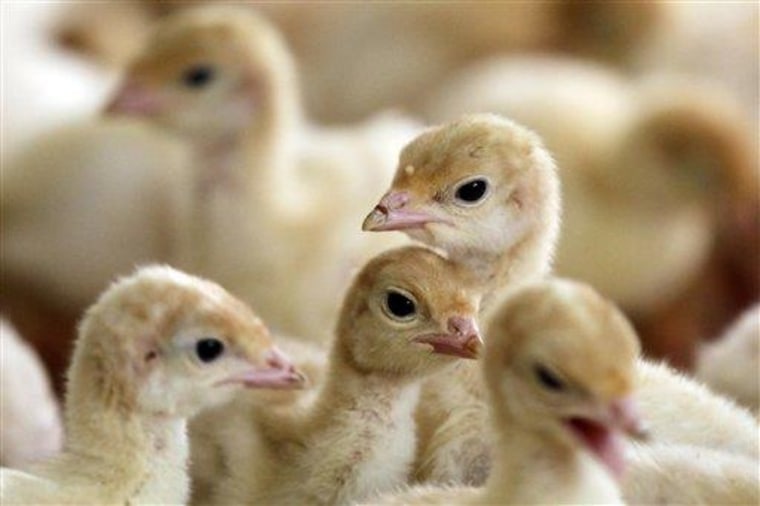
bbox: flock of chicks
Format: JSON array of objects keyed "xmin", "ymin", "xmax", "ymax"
[{"xmin": 1, "ymin": 4, "xmax": 759, "ymax": 506}]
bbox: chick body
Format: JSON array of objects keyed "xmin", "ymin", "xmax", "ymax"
[{"xmin": 0, "ymin": 266, "xmax": 300, "ymax": 505}]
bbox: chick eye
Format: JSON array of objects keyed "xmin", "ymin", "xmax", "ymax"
[
  {"xmin": 534, "ymin": 364, "xmax": 565, "ymax": 391},
  {"xmin": 454, "ymin": 178, "xmax": 489, "ymax": 204},
  {"xmin": 195, "ymin": 338, "xmax": 225, "ymax": 363},
  {"xmin": 384, "ymin": 290, "xmax": 417, "ymax": 320},
  {"xmin": 181, "ymin": 64, "xmax": 216, "ymax": 89}
]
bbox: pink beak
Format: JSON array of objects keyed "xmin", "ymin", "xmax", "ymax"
[
  {"xmin": 362, "ymin": 191, "xmax": 447, "ymax": 232},
  {"xmin": 104, "ymin": 80, "xmax": 163, "ymax": 116},
  {"xmin": 413, "ymin": 316, "xmax": 483, "ymax": 359},
  {"xmin": 566, "ymin": 395, "xmax": 647, "ymax": 481},
  {"xmin": 218, "ymin": 347, "xmax": 306, "ymax": 390},
  {"xmin": 609, "ymin": 395, "xmax": 648, "ymax": 440}
]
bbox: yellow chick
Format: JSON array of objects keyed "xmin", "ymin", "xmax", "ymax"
[
  {"xmin": 363, "ymin": 114, "xmax": 759, "ymax": 492},
  {"xmin": 368, "ymin": 279, "xmax": 646, "ymax": 505},
  {"xmin": 0, "ymin": 265, "xmax": 304, "ymax": 505},
  {"xmin": 211, "ymin": 246, "xmax": 483, "ymax": 506},
  {"xmin": 363, "ymin": 113, "xmax": 560, "ymax": 298},
  {"xmin": 0, "ymin": 318, "xmax": 62, "ymax": 468},
  {"xmin": 106, "ymin": 5, "xmax": 416, "ymax": 344},
  {"xmin": 363, "ymin": 113, "xmax": 561, "ymax": 485}
]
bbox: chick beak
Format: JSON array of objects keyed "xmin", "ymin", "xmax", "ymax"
[
  {"xmin": 609, "ymin": 395, "xmax": 649, "ymax": 441},
  {"xmin": 413, "ymin": 316, "xmax": 483, "ymax": 359},
  {"xmin": 362, "ymin": 191, "xmax": 443, "ymax": 232},
  {"xmin": 104, "ymin": 80, "xmax": 163, "ymax": 116},
  {"xmin": 220, "ymin": 346, "xmax": 307, "ymax": 390},
  {"xmin": 566, "ymin": 395, "xmax": 647, "ymax": 481}
]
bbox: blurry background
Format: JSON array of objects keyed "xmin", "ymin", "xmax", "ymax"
[{"xmin": 1, "ymin": 1, "xmax": 757, "ymax": 402}]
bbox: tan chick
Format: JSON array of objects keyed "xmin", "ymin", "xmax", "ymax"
[
  {"xmin": 106, "ymin": 5, "xmax": 417, "ymax": 344},
  {"xmin": 363, "ymin": 115, "xmax": 760, "ymax": 495},
  {"xmin": 0, "ymin": 318, "xmax": 63, "ymax": 469},
  {"xmin": 210, "ymin": 246, "xmax": 483, "ymax": 505},
  {"xmin": 363, "ymin": 113, "xmax": 560, "ymax": 485},
  {"xmin": 0, "ymin": 265, "xmax": 304, "ymax": 505},
  {"xmin": 368, "ymin": 279, "xmax": 647, "ymax": 505}
]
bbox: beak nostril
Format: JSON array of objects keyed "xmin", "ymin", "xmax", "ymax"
[
  {"xmin": 448, "ymin": 316, "xmax": 475, "ymax": 337},
  {"xmin": 380, "ymin": 191, "xmax": 410, "ymax": 211},
  {"xmin": 264, "ymin": 347, "xmax": 293, "ymax": 371}
]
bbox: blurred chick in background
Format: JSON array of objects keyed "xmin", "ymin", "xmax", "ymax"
[
  {"xmin": 1, "ymin": 0, "xmax": 756, "ymax": 403},
  {"xmin": 106, "ymin": 6, "xmax": 416, "ymax": 344},
  {"xmin": 1, "ymin": 1, "xmax": 114, "ymax": 160},
  {"xmin": 0, "ymin": 319, "xmax": 62, "ymax": 469}
]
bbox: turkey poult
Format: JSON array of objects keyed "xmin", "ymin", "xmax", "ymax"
[
  {"xmin": 106, "ymin": 5, "xmax": 418, "ymax": 344},
  {"xmin": 0, "ymin": 266, "xmax": 304, "ymax": 505},
  {"xmin": 364, "ymin": 113, "xmax": 561, "ymax": 484},
  {"xmin": 209, "ymin": 246, "xmax": 483, "ymax": 506},
  {"xmin": 0, "ymin": 319, "xmax": 63, "ymax": 469},
  {"xmin": 368, "ymin": 279, "xmax": 646, "ymax": 505},
  {"xmin": 363, "ymin": 114, "xmax": 759, "ymax": 495}
]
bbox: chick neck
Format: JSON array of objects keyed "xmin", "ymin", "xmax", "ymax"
[
  {"xmin": 307, "ymin": 337, "xmax": 423, "ymax": 428},
  {"xmin": 190, "ymin": 73, "xmax": 300, "ymax": 208},
  {"xmin": 57, "ymin": 359, "xmax": 191, "ymax": 503},
  {"xmin": 479, "ymin": 406, "xmax": 621, "ymax": 504}
]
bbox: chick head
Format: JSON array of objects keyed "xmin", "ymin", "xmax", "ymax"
[
  {"xmin": 335, "ymin": 246, "xmax": 483, "ymax": 378},
  {"xmin": 106, "ymin": 6, "xmax": 296, "ymax": 145},
  {"xmin": 363, "ymin": 114, "xmax": 559, "ymax": 259},
  {"xmin": 484, "ymin": 278, "xmax": 646, "ymax": 479},
  {"xmin": 72, "ymin": 265, "xmax": 304, "ymax": 418}
]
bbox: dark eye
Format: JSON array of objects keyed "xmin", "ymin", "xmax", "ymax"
[
  {"xmin": 535, "ymin": 364, "xmax": 565, "ymax": 391},
  {"xmin": 385, "ymin": 290, "xmax": 416, "ymax": 320},
  {"xmin": 196, "ymin": 338, "xmax": 225, "ymax": 363},
  {"xmin": 455, "ymin": 178, "xmax": 489, "ymax": 204},
  {"xmin": 181, "ymin": 64, "xmax": 216, "ymax": 89}
]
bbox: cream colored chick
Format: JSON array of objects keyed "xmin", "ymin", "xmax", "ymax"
[
  {"xmin": 1, "ymin": 1, "xmax": 114, "ymax": 158},
  {"xmin": 423, "ymin": 56, "xmax": 756, "ymax": 320},
  {"xmin": 696, "ymin": 303, "xmax": 760, "ymax": 412},
  {"xmin": 211, "ymin": 246, "xmax": 483, "ymax": 506},
  {"xmin": 107, "ymin": 5, "xmax": 416, "ymax": 344},
  {"xmin": 363, "ymin": 113, "xmax": 561, "ymax": 484},
  {"xmin": 363, "ymin": 113, "xmax": 560, "ymax": 301},
  {"xmin": 0, "ymin": 265, "xmax": 304, "ymax": 505},
  {"xmin": 0, "ymin": 318, "xmax": 62, "ymax": 468},
  {"xmin": 368, "ymin": 278, "xmax": 646, "ymax": 505},
  {"xmin": 363, "ymin": 114, "xmax": 759, "ymax": 488}
]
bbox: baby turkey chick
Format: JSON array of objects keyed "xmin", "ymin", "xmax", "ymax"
[
  {"xmin": 363, "ymin": 113, "xmax": 560, "ymax": 300},
  {"xmin": 212, "ymin": 246, "xmax": 483, "ymax": 506},
  {"xmin": 363, "ymin": 115, "xmax": 759, "ymax": 492},
  {"xmin": 364, "ymin": 113, "xmax": 561, "ymax": 484},
  {"xmin": 0, "ymin": 265, "xmax": 303, "ymax": 505},
  {"xmin": 369, "ymin": 279, "xmax": 646, "ymax": 505},
  {"xmin": 106, "ymin": 5, "xmax": 415, "ymax": 344},
  {"xmin": 0, "ymin": 318, "xmax": 62, "ymax": 468}
]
